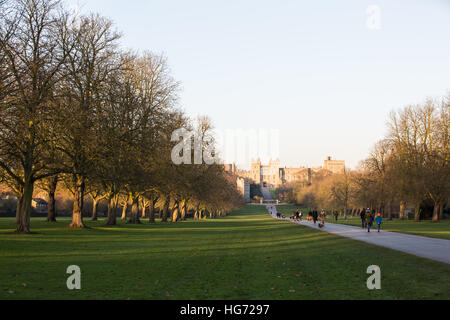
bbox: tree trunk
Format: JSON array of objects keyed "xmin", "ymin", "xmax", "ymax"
[
  {"xmin": 399, "ymin": 201, "xmax": 406, "ymax": 220},
  {"xmin": 91, "ymin": 199, "xmax": 99, "ymax": 221},
  {"xmin": 172, "ymin": 201, "xmax": 179, "ymax": 223},
  {"xmin": 14, "ymin": 185, "xmax": 24, "ymax": 225},
  {"xmin": 387, "ymin": 202, "xmax": 393, "ymax": 220},
  {"xmin": 194, "ymin": 205, "xmax": 199, "ymax": 220},
  {"xmin": 180, "ymin": 200, "xmax": 188, "ymax": 221},
  {"xmin": 141, "ymin": 201, "xmax": 147, "ymax": 219},
  {"xmin": 70, "ymin": 175, "xmax": 87, "ymax": 229},
  {"xmin": 121, "ymin": 200, "xmax": 128, "ymax": 220},
  {"xmin": 47, "ymin": 176, "xmax": 58, "ymax": 222},
  {"xmin": 16, "ymin": 179, "xmax": 34, "ymax": 233},
  {"xmin": 149, "ymin": 197, "xmax": 156, "ymax": 224},
  {"xmin": 432, "ymin": 202, "xmax": 440, "ymax": 223},
  {"xmin": 128, "ymin": 195, "xmax": 141, "ymax": 224},
  {"xmin": 106, "ymin": 195, "xmax": 117, "ymax": 226},
  {"xmin": 161, "ymin": 197, "xmax": 170, "ymax": 222},
  {"xmin": 414, "ymin": 201, "xmax": 421, "ymax": 222}
]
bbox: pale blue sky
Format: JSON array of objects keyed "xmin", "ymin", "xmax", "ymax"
[{"xmin": 67, "ymin": 0, "xmax": 450, "ymax": 169}]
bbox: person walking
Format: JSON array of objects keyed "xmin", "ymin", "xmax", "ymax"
[
  {"xmin": 334, "ymin": 211, "xmax": 339, "ymax": 222},
  {"xmin": 312, "ymin": 210, "xmax": 318, "ymax": 225},
  {"xmin": 366, "ymin": 210, "xmax": 374, "ymax": 233},
  {"xmin": 375, "ymin": 213, "xmax": 383, "ymax": 233},
  {"xmin": 360, "ymin": 209, "xmax": 367, "ymax": 229},
  {"xmin": 319, "ymin": 210, "xmax": 326, "ymax": 228}
]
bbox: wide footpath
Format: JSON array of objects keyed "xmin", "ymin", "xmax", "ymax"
[{"xmin": 267, "ymin": 205, "xmax": 450, "ymax": 265}]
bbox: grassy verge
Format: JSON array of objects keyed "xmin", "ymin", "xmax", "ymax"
[{"xmin": 0, "ymin": 205, "xmax": 449, "ymax": 300}]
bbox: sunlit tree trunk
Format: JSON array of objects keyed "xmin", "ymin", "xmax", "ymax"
[
  {"xmin": 121, "ymin": 198, "xmax": 128, "ymax": 220},
  {"xmin": 128, "ymin": 194, "xmax": 141, "ymax": 224},
  {"xmin": 70, "ymin": 175, "xmax": 87, "ymax": 229},
  {"xmin": 141, "ymin": 201, "xmax": 147, "ymax": 219},
  {"xmin": 91, "ymin": 199, "xmax": 99, "ymax": 221},
  {"xmin": 432, "ymin": 202, "xmax": 442, "ymax": 223},
  {"xmin": 194, "ymin": 204, "xmax": 200, "ymax": 220},
  {"xmin": 106, "ymin": 194, "xmax": 117, "ymax": 226},
  {"xmin": 180, "ymin": 200, "xmax": 188, "ymax": 221},
  {"xmin": 172, "ymin": 201, "xmax": 179, "ymax": 223}
]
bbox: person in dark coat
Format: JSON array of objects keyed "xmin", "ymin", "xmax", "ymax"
[
  {"xmin": 366, "ymin": 209, "xmax": 374, "ymax": 233},
  {"xmin": 312, "ymin": 210, "xmax": 318, "ymax": 224},
  {"xmin": 360, "ymin": 209, "xmax": 367, "ymax": 229},
  {"xmin": 334, "ymin": 211, "xmax": 339, "ymax": 221}
]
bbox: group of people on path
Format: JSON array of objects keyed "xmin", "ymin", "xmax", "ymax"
[
  {"xmin": 290, "ymin": 209, "xmax": 303, "ymax": 221},
  {"xmin": 360, "ymin": 208, "xmax": 383, "ymax": 233},
  {"xmin": 307, "ymin": 210, "xmax": 326, "ymax": 228},
  {"xmin": 271, "ymin": 205, "xmax": 383, "ymax": 233}
]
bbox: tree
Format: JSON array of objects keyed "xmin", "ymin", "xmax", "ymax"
[
  {"xmin": 55, "ymin": 13, "xmax": 121, "ymax": 228},
  {"xmin": 0, "ymin": 0, "xmax": 70, "ymax": 232},
  {"xmin": 38, "ymin": 175, "xmax": 59, "ymax": 222},
  {"xmin": 388, "ymin": 99, "xmax": 449, "ymax": 222}
]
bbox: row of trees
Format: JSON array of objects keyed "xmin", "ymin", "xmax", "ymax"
[
  {"xmin": 291, "ymin": 96, "xmax": 449, "ymax": 222},
  {"xmin": 0, "ymin": 0, "xmax": 243, "ymax": 233}
]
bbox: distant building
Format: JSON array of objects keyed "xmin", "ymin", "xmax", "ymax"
[
  {"xmin": 236, "ymin": 177, "xmax": 250, "ymax": 203},
  {"xmin": 32, "ymin": 198, "xmax": 48, "ymax": 213},
  {"xmin": 223, "ymin": 163, "xmax": 237, "ymax": 173},
  {"xmin": 225, "ymin": 156, "xmax": 345, "ymax": 188},
  {"xmin": 323, "ymin": 156, "xmax": 346, "ymax": 174},
  {"xmin": 0, "ymin": 192, "xmax": 18, "ymax": 201}
]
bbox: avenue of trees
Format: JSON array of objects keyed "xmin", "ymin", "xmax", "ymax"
[
  {"xmin": 0, "ymin": 0, "xmax": 243, "ymax": 233},
  {"xmin": 291, "ymin": 95, "xmax": 449, "ymax": 222}
]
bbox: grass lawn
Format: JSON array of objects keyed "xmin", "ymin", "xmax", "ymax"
[
  {"xmin": 0, "ymin": 205, "xmax": 449, "ymax": 300},
  {"xmin": 277, "ymin": 205, "xmax": 450, "ymax": 240}
]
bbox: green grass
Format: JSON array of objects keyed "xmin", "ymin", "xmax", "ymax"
[
  {"xmin": 0, "ymin": 205, "xmax": 449, "ymax": 300},
  {"xmin": 277, "ymin": 205, "xmax": 450, "ymax": 240}
]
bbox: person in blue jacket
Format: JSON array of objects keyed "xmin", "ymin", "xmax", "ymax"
[{"xmin": 375, "ymin": 213, "xmax": 383, "ymax": 233}]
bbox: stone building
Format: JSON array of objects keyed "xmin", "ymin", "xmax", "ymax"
[
  {"xmin": 236, "ymin": 177, "xmax": 251, "ymax": 203},
  {"xmin": 323, "ymin": 156, "xmax": 346, "ymax": 174},
  {"xmin": 225, "ymin": 156, "xmax": 345, "ymax": 189}
]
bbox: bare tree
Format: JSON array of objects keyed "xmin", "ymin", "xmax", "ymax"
[
  {"xmin": 0, "ymin": 0, "xmax": 70, "ymax": 232},
  {"xmin": 55, "ymin": 13, "xmax": 121, "ymax": 228}
]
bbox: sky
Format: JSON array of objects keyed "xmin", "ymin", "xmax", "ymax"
[{"xmin": 67, "ymin": 0, "xmax": 450, "ymax": 169}]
